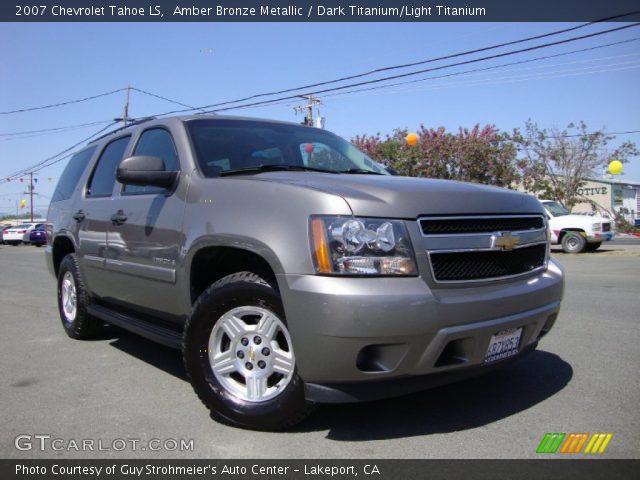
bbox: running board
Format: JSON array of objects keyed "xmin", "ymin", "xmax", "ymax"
[{"xmin": 87, "ymin": 304, "xmax": 183, "ymax": 349}]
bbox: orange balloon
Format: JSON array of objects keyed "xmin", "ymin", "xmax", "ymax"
[{"xmin": 406, "ymin": 132, "xmax": 418, "ymax": 146}]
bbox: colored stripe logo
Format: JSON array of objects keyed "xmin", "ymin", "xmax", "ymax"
[{"xmin": 537, "ymin": 433, "xmax": 613, "ymax": 454}]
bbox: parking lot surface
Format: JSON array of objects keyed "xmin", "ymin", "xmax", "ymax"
[{"xmin": 1, "ymin": 242, "xmax": 638, "ymax": 459}]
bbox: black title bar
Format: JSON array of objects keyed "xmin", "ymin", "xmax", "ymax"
[
  {"xmin": 3, "ymin": 459, "xmax": 640, "ymax": 480},
  {"xmin": 4, "ymin": 0, "xmax": 640, "ymax": 22}
]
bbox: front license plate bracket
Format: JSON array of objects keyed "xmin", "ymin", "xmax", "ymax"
[{"xmin": 484, "ymin": 327, "xmax": 523, "ymax": 364}]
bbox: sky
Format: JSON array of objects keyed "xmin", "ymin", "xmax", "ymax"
[{"xmin": 1, "ymin": 21, "xmax": 639, "ymax": 216}]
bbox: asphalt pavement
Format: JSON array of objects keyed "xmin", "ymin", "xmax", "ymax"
[{"xmin": 1, "ymin": 242, "xmax": 638, "ymax": 459}]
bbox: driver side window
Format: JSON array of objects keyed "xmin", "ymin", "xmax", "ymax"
[{"xmin": 123, "ymin": 128, "xmax": 179, "ymax": 194}]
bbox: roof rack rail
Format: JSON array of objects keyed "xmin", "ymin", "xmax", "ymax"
[{"xmin": 88, "ymin": 116, "xmax": 156, "ymax": 145}]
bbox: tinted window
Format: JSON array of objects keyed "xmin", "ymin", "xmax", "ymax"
[
  {"xmin": 186, "ymin": 119, "xmax": 387, "ymax": 176},
  {"xmin": 124, "ymin": 128, "xmax": 179, "ymax": 194},
  {"xmin": 51, "ymin": 146, "xmax": 97, "ymax": 202},
  {"xmin": 87, "ymin": 136, "xmax": 130, "ymax": 197}
]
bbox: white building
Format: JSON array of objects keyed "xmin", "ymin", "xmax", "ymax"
[{"xmin": 571, "ymin": 178, "xmax": 640, "ymax": 225}]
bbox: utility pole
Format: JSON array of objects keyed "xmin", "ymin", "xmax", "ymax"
[
  {"xmin": 123, "ymin": 85, "xmax": 130, "ymax": 126},
  {"xmin": 29, "ymin": 172, "xmax": 33, "ymax": 222},
  {"xmin": 114, "ymin": 85, "xmax": 133, "ymax": 126},
  {"xmin": 294, "ymin": 95, "xmax": 322, "ymax": 127}
]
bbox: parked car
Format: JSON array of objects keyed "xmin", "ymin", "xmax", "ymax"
[
  {"xmin": 1, "ymin": 224, "xmax": 14, "ymax": 244},
  {"xmin": 2, "ymin": 223, "xmax": 40, "ymax": 245},
  {"xmin": 46, "ymin": 115, "xmax": 564, "ymax": 430},
  {"xmin": 29, "ymin": 225, "xmax": 47, "ymax": 247},
  {"xmin": 22, "ymin": 223, "xmax": 45, "ymax": 245},
  {"xmin": 540, "ymin": 200, "xmax": 614, "ymax": 253}
]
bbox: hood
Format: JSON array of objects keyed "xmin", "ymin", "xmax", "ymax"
[{"xmin": 249, "ymin": 172, "xmax": 544, "ymax": 218}]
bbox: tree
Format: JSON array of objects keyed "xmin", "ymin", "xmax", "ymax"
[
  {"xmin": 513, "ymin": 120, "xmax": 638, "ymax": 209},
  {"xmin": 352, "ymin": 124, "xmax": 519, "ymax": 186}
]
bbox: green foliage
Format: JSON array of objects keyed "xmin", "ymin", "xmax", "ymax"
[
  {"xmin": 513, "ymin": 120, "xmax": 638, "ymax": 208},
  {"xmin": 352, "ymin": 124, "xmax": 519, "ymax": 187},
  {"xmin": 615, "ymin": 217, "xmax": 640, "ymax": 234}
]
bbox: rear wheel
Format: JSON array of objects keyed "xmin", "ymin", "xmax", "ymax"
[
  {"xmin": 561, "ymin": 232, "xmax": 586, "ymax": 253},
  {"xmin": 57, "ymin": 254, "xmax": 102, "ymax": 339},
  {"xmin": 183, "ymin": 272, "xmax": 313, "ymax": 430}
]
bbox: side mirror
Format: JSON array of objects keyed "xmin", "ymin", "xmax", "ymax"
[{"xmin": 117, "ymin": 156, "xmax": 178, "ymax": 189}]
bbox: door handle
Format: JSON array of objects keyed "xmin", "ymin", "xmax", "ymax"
[
  {"xmin": 110, "ymin": 210, "xmax": 128, "ymax": 225},
  {"xmin": 72, "ymin": 210, "xmax": 86, "ymax": 222}
]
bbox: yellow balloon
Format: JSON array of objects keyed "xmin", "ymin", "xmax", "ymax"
[
  {"xmin": 608, "ymin": 160, "xmax": 623, "ymax": 175},
  {"xmin": 406, "ymin": 132, "xmax": 419, "ymax": 146}
]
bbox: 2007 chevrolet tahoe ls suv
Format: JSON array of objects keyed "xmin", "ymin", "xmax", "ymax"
[{"xmin": 46, "ymin": 116, "xmax": 564, "ymax": 430}]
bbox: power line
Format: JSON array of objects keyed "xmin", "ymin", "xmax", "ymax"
[
  {"xmin": 0, "ymin": 120, "xmax": 114, "ymax": 137},
  {"xmin": 549, "ymin": 130, "xmax": 640, "ymax": 138},
  {"xmin": 131, "ymin": 87, "xmax": 205, "ymax": 112},
  {"xmin": 0, "ymin": 89, "xmax": 127, "ymax": 115},
  {"xmin": 177, "ymin": 11, "xmax": 640, "ymax": 112},
  {"xmin": 0, "ymin": 120, "xmax": 115, "ymax": 142},
  {"xmin": 1, "ymin": 122, "xmax": 118, "ymax": 182},
  {"xmin": 329, "ymin": 61, "xmax": 640, "ymax": 101},
  {"xmin": 202, "ymin": 23, "xmax": 640, "ymax": 114},
  {"xmin": 317, "ymin": 37, "xmax": 640, "ymax": 102}
]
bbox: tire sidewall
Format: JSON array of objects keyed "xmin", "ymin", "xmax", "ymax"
[
  {"xmin": 562, "ymin": 232, "xmax": 586, "ymax": 253},
  {"xmin": 57, "ymin": 254, "xmax": 89, "ymax": 337},
  {"xmin": 184, "ymin": 281, "xmax": 307, "ymax": 430}
]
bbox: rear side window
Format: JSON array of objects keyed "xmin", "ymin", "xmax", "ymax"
[
  {"xmin": 87, "ymin": 136, "xmax": 130, "ymax": 197},
  {"xmin": 123, "ymin": 128, "xmax": 179, "ymax": 194},
  {"xmin": 51, "ymin": 146, "xmax": 97, "ymax": 202}
]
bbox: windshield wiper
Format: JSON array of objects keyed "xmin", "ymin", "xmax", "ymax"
[
  {"xmin": 339, "ymin": 168, "xmax": 384, "ymax": 175},
  {"xmin": 220, "ymin": 164, "xmax": 338, "ymax": 176}
]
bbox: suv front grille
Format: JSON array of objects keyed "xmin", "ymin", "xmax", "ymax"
[
  {"xmin": 420, "ymin": 216, "xmax": 543, "ymax": 235},
  {"xmin": 418, "ymin": 215, "xmax": 548, "ymax": 283},
  {"xmin": 430, "ymin": 244, "xmax": 547, "ymax": 282}
]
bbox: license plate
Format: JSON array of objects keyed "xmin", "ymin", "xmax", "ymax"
[{"xmin": 484, "ymin": 327, "xmax": 522, "ymax": 364}]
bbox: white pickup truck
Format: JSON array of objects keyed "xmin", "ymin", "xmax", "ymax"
[{"xmin": 540, "ymin": 200, "xmax": 614, "ymax": 253}]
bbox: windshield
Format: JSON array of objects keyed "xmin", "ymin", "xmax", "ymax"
[
  {"xmin": 186, "ymin": 119, "xmax": 387, "ymax": 176},
  {"xmin": 543, "ymin": 201, "xmax": 570, "ymax": 217}
]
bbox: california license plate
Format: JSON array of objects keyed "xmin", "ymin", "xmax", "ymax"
[{"xmin": 484, "ymin": 327, "xmax": 522, "ymax": 364}]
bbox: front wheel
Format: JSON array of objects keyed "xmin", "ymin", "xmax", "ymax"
[
  {"xmin": 561, "ymin": 232, "xmax": 586, "ymax": 253},
  {"xmin": 183, "ymin": 272, "xmax": 312, "ymax": 430}
]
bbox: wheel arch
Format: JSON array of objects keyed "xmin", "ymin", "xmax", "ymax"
[
  {"xmin": 187, "ymin": 239, "xmax": 284, "ymax": 305},
  {"xmin": 51, "ymin": 234, "xmax": 77, "ymax": 277},
  {"xmin": 558, "ymin": 228, "xmax": 585, "ymax": 242}
]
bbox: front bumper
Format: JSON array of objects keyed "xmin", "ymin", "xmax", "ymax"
[
  {"xmin": 278, "ymin": 258, "xmax": 564, "ymax": 403},
  {"xmin": 587, "ymin": 231, "xmax": 614, "ymax": 242}
]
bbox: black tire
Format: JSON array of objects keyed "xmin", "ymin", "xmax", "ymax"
[
  {"xmin": 183, "ymin": 271, "xmax": 313, "ymax": 431},
  {"xmin": 57, "ymin": 253, "xmax": 102, "ymax": 339},
  {"xmin": 561, "ymin": 232, "xmax": 586, "ymax": 253},
  {"xmin": 585, "ymin": 242, "xmax": 602, "ymax": 252},
  {"xmin": 35, "ymin": 244, "xmax": 42, "ymax": 248}
]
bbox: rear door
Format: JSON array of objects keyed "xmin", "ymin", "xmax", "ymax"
[{"xmin": 78, "ymin": 135, "xmax": 131, "ymax": 297}]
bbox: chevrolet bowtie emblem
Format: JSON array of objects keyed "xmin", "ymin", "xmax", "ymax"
[
  {"xmin": 493, "ymin": 231, "xmax": 520, "ymax": 251},
  {"xmin": 249, "ymin": 347, "xmax": 256, "ymax": 362}
]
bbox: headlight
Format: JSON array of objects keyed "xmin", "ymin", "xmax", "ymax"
[
  {"xmin": 592, "ymin": 223, "xmax": 602, "ymax": 232},
  {"xmin": 310, "ymin": 216, "xmax": 417, "ymax": 275}
]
